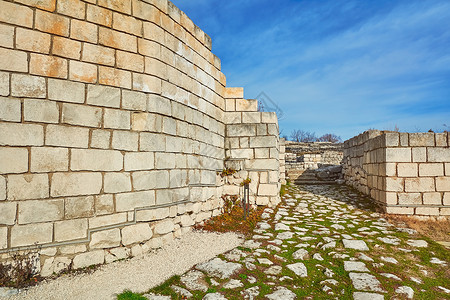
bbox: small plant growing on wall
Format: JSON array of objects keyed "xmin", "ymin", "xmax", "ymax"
[
  {"xmin": 0, "ymin": 250, "xmax": 41, "ymax": 289},
  {"xmin": 240, "ymin": 177, "xmax": 251, "ymax": 186},
  {"xmin": 219, "ymin": 167, "xmax": 237, "ymax": 178}
]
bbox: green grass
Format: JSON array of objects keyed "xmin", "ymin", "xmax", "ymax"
[{"xmin": 117, "ymin": 291, "xmax": 147, "ymax": 300}]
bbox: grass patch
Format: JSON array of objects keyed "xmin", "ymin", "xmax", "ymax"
[{"xmin": 117, "ymin": 291, "xmax": 147, "ymax": 300}]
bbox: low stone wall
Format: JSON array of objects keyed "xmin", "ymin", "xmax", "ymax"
[
  {"xmin": 343, "ymin": 130, "xmax": 450, "ymax": 216},
  {"xmin": 285, "ymin": 142, "xmax": 343, "ymax": 171},
  {"xmin": 0, "ymin": 0, "xmax": 281, "ymax": 275}
]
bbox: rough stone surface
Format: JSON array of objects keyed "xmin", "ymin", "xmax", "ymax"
[{"xmin": 196, "ymin": 258, "xmax": 242, "ymax": 279}]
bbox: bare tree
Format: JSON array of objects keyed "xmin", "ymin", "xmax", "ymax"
[
  {"xmin": 317, "ymin": 133, "xmax": 342, "ymax": 143},
  {"xmin": 290, "ymin": 130, "xmax": 317, "ymax": 142}
]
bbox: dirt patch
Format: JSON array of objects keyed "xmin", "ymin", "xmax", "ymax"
[{"xmin": 385, "ymin": 215, "xmax": 450, "ymax": 242}]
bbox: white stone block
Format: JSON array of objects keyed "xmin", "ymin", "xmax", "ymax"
[
  {"xmin": 140, "ymin": 132, "xmax": 166, "ymax": 151},
  {"xmin": 18, "ymin": 199, "xmax": 63, "ymax": 224},
  {"xmin": 250, "ymin": 136, "xmax": 277, "ymax": 148},
  {"xmin": 155, "ymin": 152, "xmax": 176, "ymax": 169},
  {"xmin": 0, "ymin": 227, "xmax": 7, "ymax": 249},
  {"xmin": 428, "ymin": 148, "xmax": 450, "ymax": 163},
  {"xmin": 104, "ymin": 172, "xmax": 132, "ymax": 193},
  {"xmin": 95, "ymin": 194, "xmax": 114, "ymax": 216},
  {"xmin": 436, "ymin": 177, "xmax": 450, "ymax": 192},
  {"xmin": 112, "ymin": 130, "xmax": 138, "ymax": 151},
  {"xmin": 245, "ymin": 159, "xmax": 278, "ymax": 170},
  {"xmin": 54, "ymin": 218, "xmax": 88, "ymax": 242},
  {"xmin": 89, "ymin": 228, "xmax": 121, "ymax": 249},
  {"xmin": 11, "ymin": 223, "xmax": 53, "ymax": 248},
  {"xmin": 148, "ymin": 94, "xmax": 171, "ymax": 115},
  {"xmin": 88, "ymin": 213, "xmax": 127, "ymax": 229},
  {"xmin": 91, "ymin": 129, "xmax": 111, "ymax": 149},
  {"xmin": 23, "ymin": 98, "xmax": 59, "ymax": 123},
  {"xmin": 132, "ymin": 170, "xmax": 169, "ymax": 190},
  {"xmin": 7, "ymin": 174, "xmax": 49, "ymax": 200},
  {"xmin": 105, "ymin": 247, "xmax": 130, "ymax": 263},
  {"xmin": 124, "ymin": 152, "xmax": 154, "ymax": 171},
  {"xmin": 87, "ymin": 85, "xmax": 120, "ymax": 108},
  {"xmin": 71, "ymin": 149, "xmax": 123, "ymax": 171},
  {"xmin": 65, "ymin": 196, "xmax": 95, "ymax": 219},
  {"xmin": 227, "ymin": 124, "xmax": 256, "ymax": 137},
  {"xmin": 62, "ymin": 103, "xmax": 102, "ymax": 127},
  {"xmin": 31, "ymin": 147, "xmax": 68, "ymax": 172},
  {"xmin": 419, "ymin": 163, "xmax": 444, "ymax": 177},
  {"xmin": 385, "ymin": 148, "xmax": 411, "ymax": 163},
  {"xmin": 0, "ymin": 176, "xmax": 5, "ymax": 200},
  {"xmin": 48, "ymin": 78, "xmax": 85, "ymax": 103},
  {"xmin": 0, "ymin": 202, "xmax": 16, "ymax": 225},
  {"xmin": 45, "ymin": 125, "xmax": 89, "ymax": 148},
  {"xmin": 0, "ymin": 147, "xmax": 28, "ymax": 173},
  {"xmin": 72, "ymin": 250, "xmax": 104, "ymax": 269},
  {"xmin": 115, "ymin": 191, "xmax": 155, "ymax": 212},
  {"xmin": 0, "ymin": 97, "xmax": 21, "ymax": 122},
  {"xmin": 122, "ymin": 90, "xmax": 146, "ymax": 111},
  {"xmin": 258, "ymin": 184, "xmax": 279, "ymax": 196},
  {"xmin": 51, "ymin": 172, "xmax": 102, "ymax": 197},
  {"xmin": 122, "ymin": 223, "xmax": 153, "ymax": 246},
  {"xmin": 0, "ymin": 72, "xmax": 9, "ymax": 97},
  {"xmin": 0, "ymin": 123, "xmax": 44, "ymax": 146},
  {"xmin": 104, "ymin": 108, "xmax": 131, "ymax": 129},
  {"xmin": 153, "ymin": 219, "xmax": 174, "ymax": 235}
]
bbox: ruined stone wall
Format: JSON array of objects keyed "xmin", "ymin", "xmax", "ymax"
[
  {"xmin": 343, "ymin": 130, "xmax": 450, "ymax": 216},
  {"xmin": 0, "ymin": 0, "xmax": 280, "ymax": 275},
  {"xmin": 285, "ymin": 142, "xmax": 343, "ymax": 171}
]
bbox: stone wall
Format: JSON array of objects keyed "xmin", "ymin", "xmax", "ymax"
[
  {"xmin": 0, "ymin": 0, "xmax": 280, "ymax": 275},
  {"xmin": 343, "ymin": 130, "xmax": 450, "ymax": 216},
  {"xmin": 285, "ymin": 142, "xmax": 343, "ymax": 171}
]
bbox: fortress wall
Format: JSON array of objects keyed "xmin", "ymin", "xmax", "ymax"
[
  {"xmin": 343, "ymin": 130, "xmax": 450, "ymax": 216},
  {"xmin": 0, "ymin": 0, "xmax": 281, "ymax": 275}
]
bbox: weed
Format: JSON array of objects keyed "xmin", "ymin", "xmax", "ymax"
[
  {"xmin": 0, "ymin": 250, "xmax": 42, "ymax": 289},
  {"xmin": 117, "ymin": 290, "xmax": 147, "ymax": 300},
  {"xmin": 219, "ymin": 168, "xmax": 237, "ymax": 178}
]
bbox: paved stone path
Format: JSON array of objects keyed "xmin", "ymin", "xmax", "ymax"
[{"xmin": 139, "ymin": 184, "xmax": 450, "ymax": 299}]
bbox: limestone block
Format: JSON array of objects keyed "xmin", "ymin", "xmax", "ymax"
[
  {"xmin": 440, "ymin": 207, "xmax": 450, "ymax": 215},
  {"xmin": 0, "ymin": 48, "xmax": 28, "ymax": 73},
  {"xmin": 116, "ymin": 191, "xmax": 156, "ymax": 212},
  {"xmin": 0, "ymin": 147, "xmax": 28, "ymax": 173},
  {"xmin": 397, "ymin": 193, "xmax": 422, "ymax": 205},
  {"xmin": 98, "ymin": 0, "xmax": 131, "ymax": 14},
  {"xmin": 227, "ymin": 124, "xmax": 256, "ymax": 137},
  {"xmin": 87, "ymin": 4, "xmax": 112, "ymax": 27},
  {"xmin": 124, "ymin": 152, "xmax": 154, "ymax": 171},
  {"xmin": 122, "ymin": 90, "xmax": 147, "ymax": 111},
  {"xmin": 436, "ymin": 177, "xmax": 450, "ymax": 192},
  {"xmin": 0, "ymin": 97, "xmax": 18, "ymax": 122},
  {"xmin": 10, "ymin": 223, "xmax": 53, "ymax": 248},
  {"xmin": 72, "ymin": 250, "xmax": 105, "ymax": 269},
  {"xmin": 112, "ymin": 130, "xmax": 138, "ymax": 151},
  {"xmin": 0, "ymin": 176, "xmax": 4, "ymax": 200},
  {"xmin": 0, "ymin": 202, "xmax": 16, "ymax": 225},
  {"xmin": 385, "ymin": 177, "xmax": 404, "ymax": 192},
  {"xmin": 404, "ymin": 178, "xmax": 435, "ymax": 192},
  {"xmin": 224, "ymin": 112, "xmax": 241, "ymax": 124},
  {"xmin": 122, "ymin": 223, "xmax": 153, "ymax": 246},
  {"xmin": 51, "ymin": 172, "xmax": 102, "ymax": 197},
  {"xmin": 224, "ymin": 87, "xmax": 243, "ymax": 99},
  {"xmin": 7, "ymin": 174, "xmax": 49, "ymax": 200},
  {"xmin": 48, "ymin": 78, "xmax": 84, "ymax": 103},
  {"xmin": 422, "ymin": 193, "xmax": 442, "ymax": 205},
  {"xmin": 0, "ymin": 71, "xmax": 9, "ymax": 96},
  {"xmin": 412, "ymin": 147, "xmax": 426, "ymax": 163},
  {"xmin": 140, "ymin": 132, "xmax": 166, "ymax": 152},
  {"xmin": 428, "ymin": 148, "xmax": 450, "ymax": 163},
  {"xmin": 245, "ymin": 159, "xmax": 278, "ymax": 170},
  {"xmin": 154, "ymin": 219, "xmax": 174, "ymax": 235},
  {"xmin": 419, "ymin": 163, "xmax": 444, "ymax": 177},
  {"xmin": 138, "ymin": 39, "xmax": 160, "ymax": 58},
  {"xmin": 104, "ymin": 172, "xmax": 132, "ymax": 193},
  {"xmin": 11, "ymin": 74, "xmax": 46, "ymax": 98},
  {"xmin": 258, "ymin": 184, "xmax": 279, "ymax": 196},
  {"xmin": 415, "ymin": 207, "xmax": 439, "ymax": 216},
  {"xmin": 105, "ymin": 247, "xmax": 130, "ymax": 263},
  {"xmin": 250, "ymin": 136, "xmax": 277, "ymax": 148},
  {"xmin": 236, "ymin": 99, "xmax": 258, "ymax": 112},
  {"xmin": 444, "ymin": 192, "xmax": 450, "ymax": 205},
  {"xmin": 132, "ymin": 112, "xmax": 162, "ymax": 132},
  {"xmin": 18, "ymin": 199, "xmax": 63, "ymax": 224},
  {"xmin": 64, "ymin": 196, "xmax": 94, "ymax": 219},
  {"xmin": 435, "ymin": 133, "xmax": 447, "ymax": 147},
  {"xmin": 30, "ymin": 53, "xmax": 67, "ymax": 79},
  {"xmin": 52, "ymin": 36, "xmax": 81, "ymax": 59},
  {"xmin": 148, "ymin": 95, "xmax": 171, "ymax": 116},
  {"xmin": 90, "ymin": 129, "xmax": 111, "ymax": 149},
  {"xmin": 90, "ymin": 228, "xmax": 121, "ymax": 249},
  {"xmin": 24, "ymin": 99, "xmax": 59, "ymax": 123},
  {"xmin": 46, "ymin": 125, "xmax": 89, "ymax": 148},
  {"xmin": 71, "ymin": 19, "xmax": 98, "ymax": 43},
  {"xmin": 0, "ymin": 1, "xmax": 33, "ymax": 27},
  {"xmin": 99, "ymin": 66, "xmax": 132, "ymax": 89},
  {"xmin": 409, "ymin": 133, "xmax": 435, "ymax": 147},
  {"xmin": 397, "ymin": 163, "xmax": 418, "ymax": 177},
  {"xmin": 99, "ymin": 27, "xmax": 137, "ymax": 52},
  {"xmin": 82, "ymin": 43, "xmax": 115, "ymax": 66},
  {"xmin": 136, "ymin": 207, "xmax": 170, "ymax": 222},
  {"xmin": 87, "ymin": 85, "xmax": 121, "ymax": 108},
  {"xmin": 162, "ymin": 117, "xmax": 177, "ymax": 135},
  {"xmin": 104, "ymin": 109, "xmax": 131, "ymax": 129},
  {"xmin": 0, "ymin": 226, "xmax": 7, "ymax": 249},
  {"xmin": 385, "ymin": 148, "xmax": 411, "ymax": 163},
  {"xmin": 88, "ymin": 213, "xmax": 126, "ymax": 229},
  {"xmin": 56, "ymin": 0, "xmax": 85, "ymax": 18},
  {"xmin": 35, "ymin": 9, "xmax": 69, "ymax": 36},
  {"xmin": 71, "ymin": 149, "xmax": 123, "ymax": 171},
  {"xmin": 69, "ymin": 60, "xmax": 97, "ymax": 83},
  {"xmin": 94, "ymin": 194, "xmax": 114, "ymax": 216},
  {"xmin": 385, "ymin": 206, "xmax": 414, "ymax": 215},
  {"xmin": 117, "ymin": 50, "xmax": 144, "ymax": 72},
  {"xmin": 383, "ymin": 132, "xmax": 399, "ymax": 147},
  {"xmin": 155, "ymin": 152, "xmax": 176, "ymax": 169},
  {"xmin": 54, "ymin": 218, "xmax": 88, "ymax": 242},
  {"xmin": 133, "ymin": 73, "xmax": 162, "ymax": 94},
  {"xmin": 261, "ymin": 112, "xmax": 278, "ymax": 124},
  {"xmin": 446, "ymin": 163, "xmax": 450, "ymax": 176},
  {"xmin": 62, "ymin": 103, "xmax": 102, "ymax": 128},
  {"xmin": 132, "ymin": 170, "xmax": 169, "ymax": 190}
]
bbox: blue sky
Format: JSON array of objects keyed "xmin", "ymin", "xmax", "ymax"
[{"xmin": 170, "ymin": 0, "xmax": 450, "ymax": 140}]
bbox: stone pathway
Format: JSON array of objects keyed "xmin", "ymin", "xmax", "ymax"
[{"xmin": 136, "ymin": 184, "xmax": 450, "ymax": 299}]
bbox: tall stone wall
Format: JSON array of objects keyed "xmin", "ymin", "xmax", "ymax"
[
  {"xmin": 343, "ymin": 130, "xmax": 450, "ymax": 216},
  {"xmin": 0, "ymin": 0, "xmax": 280, "ymax": 275}
]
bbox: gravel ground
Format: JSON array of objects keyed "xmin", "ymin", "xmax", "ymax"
[{"xmin": 6, "ymin": 231, "xmax": 243, "ymax": 300}]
